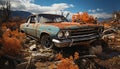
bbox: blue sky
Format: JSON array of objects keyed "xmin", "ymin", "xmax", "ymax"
[
  {"xmin": 10, "ymin": 0, "xmax": 120, "ymax": 19},
  {"xmin": 34, "ymin": 0, "xmax": 120, "ymax": 13}
]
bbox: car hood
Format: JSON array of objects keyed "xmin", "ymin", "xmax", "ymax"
[{"xmin": 46, "ymin": 22, "xmax": 99, "ymax": 29}]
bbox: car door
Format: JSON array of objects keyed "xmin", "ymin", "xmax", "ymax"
[{"xmin": 26, "ymin": 16, "xmax": 37, "ymax": 36}]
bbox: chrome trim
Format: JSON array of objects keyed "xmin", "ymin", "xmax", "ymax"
[
  {"xmin": 52, "ymin": 39, "xmax": 71, "ymax": 43},
  {"xmin": 52, "ymin": 35, "xmax": 99, "ymax": 47},
  {"xmin": 72, "ymin": 35, "xmax": 99, "ymax": 41},
  {"xmin": 70, "ymin": 33, "xmax": 97, "ymax": 38}
]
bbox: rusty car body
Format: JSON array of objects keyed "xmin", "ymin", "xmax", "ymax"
[{"xmin": 20, "ymin": 14, "xmax": 107, "ymax": 54}]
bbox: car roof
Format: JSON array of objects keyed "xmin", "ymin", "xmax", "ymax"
[{"xmin": 29, "ymin": 14, "xmax": 63, "ymax": 17}]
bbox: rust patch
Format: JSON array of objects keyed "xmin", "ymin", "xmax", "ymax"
[{"xmin": 47, "ymin": 22, "xmax": 99, "ymax": 29}]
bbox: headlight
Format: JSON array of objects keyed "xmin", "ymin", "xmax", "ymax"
[
  {"xmin": 58, "ymin": 31, "xmax": 64, "ymax": 38},
  {"xmin": 65, "ymin": 31, "xmax": 70, "ymax": 37}
]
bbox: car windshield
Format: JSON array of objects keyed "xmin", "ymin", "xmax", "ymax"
[{"xmin": 38, "ymin": 14, "xmax": 68, "ymax": 23}]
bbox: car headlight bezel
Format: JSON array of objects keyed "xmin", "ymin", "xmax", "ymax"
[
  {"xmin": 65, "ymin": 31, "xmax": 70, "ymax": 38},
  {"xmin": 57, "ymin": 31, "xmax": 64, "ymax": 39},
  {"xmin": 57, "ymin": 30, "xmax": 70, "ymax": 39}
]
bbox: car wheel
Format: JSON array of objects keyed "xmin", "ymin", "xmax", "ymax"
[{"xmin": 40, "ymin": 34, "xmax": 53, "ymax": 49}]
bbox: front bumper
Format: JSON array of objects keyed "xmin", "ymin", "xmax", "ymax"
[{"xmin": 52, "ymin": 35, "xmax": 99, "ymax": 47}]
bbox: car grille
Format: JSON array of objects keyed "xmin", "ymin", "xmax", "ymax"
[{"xmin": 69, "ymin": 27, "xmax": 100, "ymax": 42}]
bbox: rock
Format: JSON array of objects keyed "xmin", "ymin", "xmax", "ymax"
[
  {"xmin": 29, "ymin": 44, "xmax": 37, "ymax": 51},
  {"xmin": 16, "ymin": 61, "xmax": 36, "ymax": 69},
  {"xmin": 39, "ymin": 49, "xmax": 53, "ymax": 53},
  {"xmin": 32, "ymin": 49, "xmax": 55, "ymax": 61},
  {"xmin": 25, "ymin": 37, "xmax": 31, "ymax": 44},
  {"xmin": 29, "ymin": 40, "xmax": 36, "ymax": 44}
]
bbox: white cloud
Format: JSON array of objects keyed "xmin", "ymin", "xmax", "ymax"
[
  {"xmin": 88, "ymin": 9, "xmax": 96, "ymax": 13},
  {"xmin": 88, "ymin": 8, "xmax": 111, "ymax": 19},
  {"xmin": 96, "ymin": 8, "xmax": 103, "ymax": 11},
  {"xmin": 88, "ymin": 8, "xmax": 103, "ymax": 13},
  {"xmin": 10, "ymin": 0, "xmax": 74, "ymax": 14},
  {"xmin": 1, "ymin": 0, "xmax": 111, "ymax": 19},
  {"xmin": 90, "ymin": 12, "xmax": 112, "ymax": 19}
]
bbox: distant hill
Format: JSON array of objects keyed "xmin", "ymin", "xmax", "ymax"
[
  {"xmin": 11, "ymin": 11, "xmax": 32, "ymax": 18},
  {"xmin": 98, "ymin": 18, "xmax": 112, "ymax": 22}
]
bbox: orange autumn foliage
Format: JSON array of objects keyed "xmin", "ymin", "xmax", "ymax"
[
  {"xmin": 57, "ymin": 58, "xmax": 79, "ymax": 69},
  {"xmin": 0, "ymin": 22, "xmax": 26, "ymax": 56},
  {"xmin": 1, "ymin": 22, "xmax": 24, "ymax": 31},
  {"xmin": 1, "ymin": 24, "xmax": 8, "ymax": 32},
  {"xmin": 8, "ymin": 22, "xmax": 17, "ymax": 27},
  {"xmin": 2, "ymin": 36, "xmax": 22, "ymax": 56},
  {"xmin": 74, "ymin": 52, "xmax": 79, "ymax": 60},
  {"xmin": 56, "ymin": 52, "xmax": 63, "ymax": 60},
  {"xmin": 69, "ymin": 56, "xmax": 74, "ymax": 61},
  {"xmin": 2, "ymin": 22, "xmax": 17, "ymax": 27},
  {"xmin": 103, "ymin": 23, "xmax": 111, "ymax": 28},
  {"xmin": 72, "ymin": 12, "xmax": 95, "ymax": 23},
  {"xmin": 50, "ymin": 52, "xmax": 79, "ymax": 69},
  {"xmin": 1, "ymin": 29, "xmax": 26, "ymax": 56},
  {"xmin": 49, "ymin": 64, "xmax": 55, "ymax": 69}
]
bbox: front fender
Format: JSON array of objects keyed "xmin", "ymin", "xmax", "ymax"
[{"xmin": 36, "ymin": 25, "xmax": 60, "ymax": 38}]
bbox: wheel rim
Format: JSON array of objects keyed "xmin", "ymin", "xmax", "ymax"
[{"xmin": 41, "ymin": 35, "xmax": 53, "ymax": 49}]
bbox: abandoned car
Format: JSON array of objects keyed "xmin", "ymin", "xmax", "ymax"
[{"xmin": 20, "ymin": 14, "xmax": 107, "ymax": 55}]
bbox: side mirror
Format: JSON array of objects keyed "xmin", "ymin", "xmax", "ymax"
[{"xmin": 26, "ymin": 24, "xmax": 29, "ymax": 27}]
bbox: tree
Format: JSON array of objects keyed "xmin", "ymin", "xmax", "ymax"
[{"xmin": 0, "ymin": 0, "xmax": 11, "ymax": 23}]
